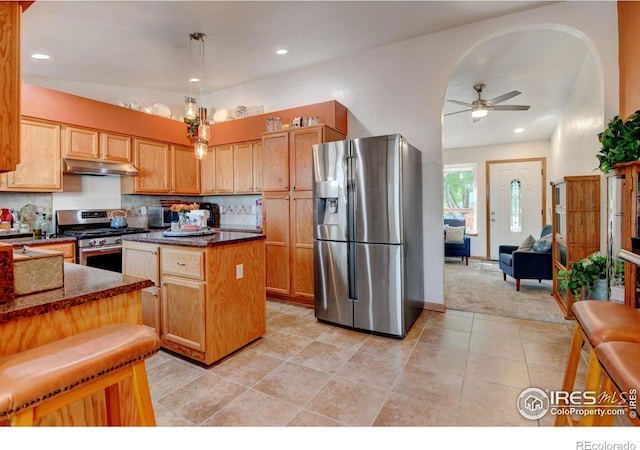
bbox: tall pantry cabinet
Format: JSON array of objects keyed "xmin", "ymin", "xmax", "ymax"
[{"xmin": 261, "ymin": 125, "xmax": 346, "ymax": 305}]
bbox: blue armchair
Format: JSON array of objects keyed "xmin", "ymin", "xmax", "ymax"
[
  {"xmin": 498, "ymin": 225, "xmax": 553, "ymax": 291},
  {"xmin": 444, "ymin": 219, "xmax": 471, "ymax": 265}
]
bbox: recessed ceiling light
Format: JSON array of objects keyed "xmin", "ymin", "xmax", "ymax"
[
  {"xmin": 514, "ymin": 127, "xmax": 525, "ymax": 133},
  {"xmin": 31, "ymin": 53, "xmax": 50, "ymax": 60},
  {"xmin": 276, "ymin": 49, "xmax": 288, "ymax": 55}
]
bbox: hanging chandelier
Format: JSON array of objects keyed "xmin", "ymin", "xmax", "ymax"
[{"xmin": 185, "ymin": 32, "xmax": 209, "ymax": 160}]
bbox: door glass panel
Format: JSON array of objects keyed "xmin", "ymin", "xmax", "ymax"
[{"xmin": 510, "ymin": 179, "xmax": 522, "ymax": 233}]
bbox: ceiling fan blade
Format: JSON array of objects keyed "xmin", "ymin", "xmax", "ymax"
[
  {"xmin": 491, "ymin": 105, "xmax": 530, "ymax": 111},
  {"xmin": 487, "ymin": 90, "xmax": 521, "ymax": 105},
  {"xmin": 444, "ymin": 109, "xmax": 471, "ymax": 116},
  {"xmin": 447, "ymin": 99, "xmax": 473, "ymax": 107}
]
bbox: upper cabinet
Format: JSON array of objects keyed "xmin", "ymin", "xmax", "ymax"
[
  {"xmin": 200, "ymin": 141, "xmax": 262, "ymax": 195},
  {"xmin": 123, "ymin": 138, "xmax": 170, "ymax": 194},
  {"xmin": 0, "ymin": 3, "xmax": 22, "ymax": 173},
  {"xmin": 171, "ymin": 144, "xmax": 201, "ymax": 195},
  {"xmin": 262, "ymin": 125, "xmax": 346, "ymax": 193},
  {"xmin": 63, "ymin": 125, "xmax": 131, "ymax": 162},
  {"xmin": 0, "ymin": 119, "xmax": 62, "ymax": 192}
]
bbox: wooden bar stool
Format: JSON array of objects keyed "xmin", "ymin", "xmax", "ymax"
[
  {"xmin": 555, "ymin": 301, "xmax": 640, "ymax": 426},
  {"xmin": 592, "ymin": 341, "xmax": 640, "ymax": 426},
  {"xmin": 0, "ymin": 323, "xmax": 160, "ymax": 426}
]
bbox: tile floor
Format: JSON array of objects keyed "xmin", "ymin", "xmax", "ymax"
[{"xmin": 143, "ymin": 300, "xmax": 623, "ymax": 427}]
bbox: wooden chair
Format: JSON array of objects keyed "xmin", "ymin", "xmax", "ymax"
[
  {"xmin": 555, "ymin": 301, "xmax": 640, "ymax": 426},
  {"xmin": 0, "ymin": 323, "xmax": 160, "ymax": 426},
  {"xmin": 592, "ymin": 341, "xmax": 640, "ymax": 426}
]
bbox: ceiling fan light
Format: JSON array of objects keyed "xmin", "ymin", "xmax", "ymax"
[{"xmin": 471, "ymin": 108, "xmax": 488, "ymax": 118}]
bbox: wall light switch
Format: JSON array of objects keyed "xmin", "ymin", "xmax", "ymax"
[
  {"xmin": 141, "ymin": 206, "xmax": 147, "ymax": 214},
  {"xmin": 236, "ymin": 264, "xmax": 243, "ymax": 279}
]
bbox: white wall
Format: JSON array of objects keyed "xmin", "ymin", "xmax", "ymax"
[
  {"xmin": 444, "ymin": 140, "xmax": 551, "ymax": 258},
  {"xmin": 25, "ymin": 2, "xmax": 619, "ymax": 307},
  {"xmin": 549, "ymin": 53, "xmax": 608, "ymax": 254}
]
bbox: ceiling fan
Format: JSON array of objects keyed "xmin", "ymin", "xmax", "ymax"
[{"xmin": 445, "ymin": 83, "xmax": 530, "ymax": 122}]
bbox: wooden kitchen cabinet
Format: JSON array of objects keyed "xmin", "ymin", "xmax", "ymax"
[
  {"xmin": 202, "ymin": 141, "xmax": 262, "ymax": 194},
  {"xmin": 0, "ymin": 119, "xmax": 62, "ymax": 192},
  {"xmin": 234, "ymin": 141, "xmax": 264, "ymax": 193},
  {"xmin": 122, "ymin": 138, "xmax": 170, "ymax": 194},
  {"xmin": 262, "ymin": 132, "xmax": 290, "ymax": 191},
  {"xmin": 261, "ymin": 125, "xmax": 345, "ymax": 305},
  {"xmin": 27, "ymin": 241, "xmax": 76, "ymax": 263},
  {"xmin": 122, "ymin": 237, "xmax": 266, "ymax": 365},
  {"xmin": 263, "ymin": 192, "xmax": 291, "ymax": 295},
  {"xmin": 63, "ymin": 126, "xmax": 132, "ymax": 162},
  {"xmin": 63, "ymin": 125, "xmax": 98, "ymax": 159},
  {"xmin": 215, "ymin": 144, "xmax": 235, "ymax": 193},
  {"xmin": 171, "ymin": 144, "xmax": 201, "ymax": 194},
  {"xmin": 200, "ymin": 146, "xmax": 217, "ymax": 194},
  {"xmin": 291, "ymin": 191, "xmax": 314, "ymax": 300},
  {"xmin": 122, "ymin": 240, "xmax": 161, "ymax": 334},
  {"xmin": 0, "ymin": 2, "xmax": 21, "ymax": 173}
]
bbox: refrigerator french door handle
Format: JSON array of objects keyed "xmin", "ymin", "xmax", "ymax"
[{"xmin": 346, "ymin": 153, "xmax": 357, "ymax": 301}]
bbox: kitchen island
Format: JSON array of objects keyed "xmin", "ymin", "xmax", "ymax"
[
  {"xmin": 0, "ymin": 262, "xmax": 153, "ymax": 425},
  {"xmin": 122, "ymin": 230, "xmax": 266, "ymax": 365}
]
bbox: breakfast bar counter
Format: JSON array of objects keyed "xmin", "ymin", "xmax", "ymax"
[{"xmin": 0, "ymin": 263, "xmax": 153, "ymax": 326}]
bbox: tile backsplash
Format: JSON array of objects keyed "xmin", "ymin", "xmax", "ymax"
[{"xmin": 121, "ymin": 193, "xmax": 263, "ymax": 229}]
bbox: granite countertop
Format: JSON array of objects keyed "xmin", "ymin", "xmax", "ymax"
[
  {"xmin": 0, "ymin": 263, "xmax": 154, "ymax": 324},
  {"xmin": 6, "ymin": 236, "xmax": 77, "ymax": 247},
  {"xmin": 122, "ymin": 230, "xmax": 265, "ymax": 248}
]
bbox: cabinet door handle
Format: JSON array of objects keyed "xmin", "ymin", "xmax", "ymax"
[
  {"xmin": 176, "ymin": 261, "xmax": 186, "ymax": 266},
  {"xmin": 285, "ymin": 195, "xmax": 289, "ymax": 200},
  {"xmin": 151, "ymin": 291, "xmax": 158, "ymax": 298},
  {"xmin": 151, "ymin": 251, "xmax": 158, "ymax": 255}
]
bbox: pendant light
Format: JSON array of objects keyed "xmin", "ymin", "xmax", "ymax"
[{"xmin": 185, "ymin": 32, "xmax": 209, "ymax": 160}]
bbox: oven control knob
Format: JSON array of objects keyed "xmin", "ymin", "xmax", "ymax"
[
  {"xmin": 115, "ymin": 237, "xmax": 122, "ymax": 244},
  {"xmin": 99, "ymin": 238, "xmax": 107, "ymax": 245},
  {"xmin": 88, "ymin": 239, "xmax": 96, "ymax": 247}
]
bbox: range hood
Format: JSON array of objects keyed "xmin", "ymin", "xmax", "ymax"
[{"xmin": 63, "ymin": 158, "xmax": 138, "ymax": 176}]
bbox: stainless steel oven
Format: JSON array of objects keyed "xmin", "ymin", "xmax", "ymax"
[{"xmin": 56, "ymin": 209, "xmax": 149, "ymax": 273}]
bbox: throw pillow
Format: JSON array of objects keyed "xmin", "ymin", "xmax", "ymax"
[
  {"xmin": 517, "ymin": 234, "xmax": 536, "ymax": 251},
  {"xmin": 445, "ymin": 226, "xmax": 465, "ymax": 243},
  {"xmin": 532, "ymin": 234, "xmax": 552, "ymax": 252}
]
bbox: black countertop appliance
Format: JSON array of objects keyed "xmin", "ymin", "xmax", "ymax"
[{"xmin": 198, "ymin": 203, "xmax": 220, "ymax": 228}]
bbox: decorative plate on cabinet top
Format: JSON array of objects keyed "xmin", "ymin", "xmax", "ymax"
[
  {"xmin": 19, "ymin": 204, "xmax": 37, "ymax": 223},
  {"xmin": 213, "ymin": 109, "xmax": 228, "ymax": 123},
  {"xmin": 151, "ymin": 103, "xmax": 172, "ymax": 118}
]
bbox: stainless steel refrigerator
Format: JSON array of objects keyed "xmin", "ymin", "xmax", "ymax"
[{"xmin": 313, "ymin": 134, "xmax": 423, "ymax": 338}]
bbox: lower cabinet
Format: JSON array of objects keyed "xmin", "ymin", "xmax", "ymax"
[
  {"xmin": 161, "ymin": 275, "xmax": 206, "ymax": 352},
  {"xmin": 122, "ymin": 238, "xmax": 266, "ymax": 365},
  {"xmin": 25, "ymin": 241, "xmax": 76, "ymax": 263}
]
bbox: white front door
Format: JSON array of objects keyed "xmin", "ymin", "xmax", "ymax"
[{"xmin": 488, "ymin": 159, "xmax": 545, "ymax": 260}]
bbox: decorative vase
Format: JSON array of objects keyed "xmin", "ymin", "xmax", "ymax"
[
  {"xmin": 586, "ymin": 278, "xmax": 607, "ymax": 301},
  {"xmin": 178, "ymin": 211, "xmax": 189, "ymax": 229}
]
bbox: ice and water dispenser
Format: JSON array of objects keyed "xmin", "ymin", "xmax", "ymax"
[{"xmin": 315, "ymin": 180, "xmax": 340, "ymax": 225}]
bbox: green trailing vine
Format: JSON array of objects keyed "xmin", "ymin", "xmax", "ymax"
[{"xmin": 596, "ymin": 110, "xmax": 640, "ymax": 173}]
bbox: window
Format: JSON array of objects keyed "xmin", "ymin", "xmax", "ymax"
[
  {"xmin": 510, "ymin": 179, "xmax": 522, "ymax": 232},
  {"xmin": 443, "ymin": 163, "xmax": 477, "ymax": 233}
]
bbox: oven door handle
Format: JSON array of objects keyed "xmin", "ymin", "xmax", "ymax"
[{"xmin": 80, "ymin": 245, "xmax": 123, "ymax": 254}]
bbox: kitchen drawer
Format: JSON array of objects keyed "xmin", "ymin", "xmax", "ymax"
[
  {"xmin": 29, "ymin": 242, "xmax": 76, "ymax": 263},
  {"xmin": 161, "ymin": 247, "xmax": 205, "ymax": 280}
]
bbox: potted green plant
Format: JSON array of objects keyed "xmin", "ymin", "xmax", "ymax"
[
  {"xmin": 557, "ymin": 252, "xmax": 607, "ymax": 299},
  {"xmin": 596, "ymin": 110, "xmax": 640, "ymax": 174}
]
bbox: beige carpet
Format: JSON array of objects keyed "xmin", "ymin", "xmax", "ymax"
[{"xmin": 444, "ymin": 258, "xmax": 573, "ymax": 324}]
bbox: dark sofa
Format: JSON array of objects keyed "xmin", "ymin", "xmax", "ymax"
[
  {"xmin": 444, "ymin": 218, "xmax": 471, "ymax": 265},
  {"xmin": 498, "ymin": 224, "xmax": 553, "ymax": 291}
]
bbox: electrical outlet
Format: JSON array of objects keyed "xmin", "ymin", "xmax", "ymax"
[
  {"xmin": 236, "ymin": 264, "xmax": 243, "ymax": 279},
  {"xmin": 141, "ymin": 206, "xmax": 147, "ymax": 214}
]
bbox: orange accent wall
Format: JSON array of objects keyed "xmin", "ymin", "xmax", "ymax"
[
  {"xmin": 21, "ymin": 83, "xmax": 347, "ymax": 146},
  {"xmin": 618, "ymin": 1, "xmax": 640, "ymax": 119}
]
